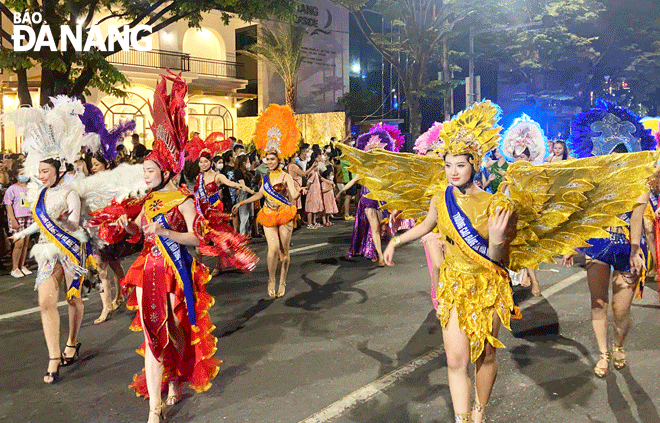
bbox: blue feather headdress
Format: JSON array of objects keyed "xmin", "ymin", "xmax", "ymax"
[{"xmin": 568, "ymin": 100, "xmax": 655, "ymax": 158}]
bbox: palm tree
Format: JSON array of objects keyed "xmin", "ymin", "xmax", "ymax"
[{"xmin": 240, "ymin": 23, "xmax": 306, "ymax": 110}]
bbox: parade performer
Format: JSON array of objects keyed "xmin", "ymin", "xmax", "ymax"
[
  {"xmin": 336, "ymin": 124, "xmax": 405, "ymax": 265},
  {"xmin": 339, "ymin": 100, "xmax": 658, "ymax": 422},
  {"xmin": 232, "ymin": 104, "xmax": 304, "ymax": 299},
  {"xmin": 414, "ymin": 122, "xmax": 445, "ymax": 309},
  {"xmin": 78, "ymin": 103, "xmax": 140, "ymax": 324},
  {"xmin": 92, "ymin": 73, "xmax": 256, "ymax": 422},
  {"xmin": 187, "ymin": 132, "xmax": 253, "ymax": 275},
  {"xmin": 500, "ymin": 114, "xmax": 549, "ymax": 296},
  {"xmin": 565, "ymin": 100, "xmax": 655, "ymax": 378},
  {"xmin": 1, "ymin": 96, "xmax": 95, "ymax": 384}
]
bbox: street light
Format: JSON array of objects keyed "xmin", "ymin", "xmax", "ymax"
[{"xmin": 468, "ymin": 17, "xmax": 556, "ymax": 105}]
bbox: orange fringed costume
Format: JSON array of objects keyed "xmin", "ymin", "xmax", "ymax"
[{"xmin": 255, "ymin": 170, "xmax": 299, "ymax": 227}]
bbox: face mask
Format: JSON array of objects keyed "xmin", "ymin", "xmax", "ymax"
[{"xmin": 18, "ymin": 175, "xmax": 29, "ymax": 183}]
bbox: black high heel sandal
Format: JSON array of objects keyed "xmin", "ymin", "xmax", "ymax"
[
  {"xmin": 62, "ymin": 342, "xmax": 81, "ymax": 366},
  {"xmin": 45, "ymin": 356, "xmax": 62, "ymax": 384}
]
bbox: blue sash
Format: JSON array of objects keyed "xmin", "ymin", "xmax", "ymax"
[
  {"xmin": 263, "ymin": 173, "xmax": 292, "ymax": 206},
  {"xmin": 445, "ymin": 186, "xmax": 505, "ymax": 270},
  {"xmin": 650, "ymin": 192, "xmax": 658, "ymax": 212},
  {"xmin": 152, "ymin": 213, "xmax": 197, "ymax": 327},
  {"xmin": 33, "ymin": 188, "xmax": 94, "ymax": 299}
]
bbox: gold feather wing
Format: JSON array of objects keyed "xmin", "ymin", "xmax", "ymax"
[
  {"xmin": 338, "ymin": 143, "xmax": 447, "ymax": 221},
  {"xmin": 499, "ymin": 151, "xmax": 659, "ymax": 271}
]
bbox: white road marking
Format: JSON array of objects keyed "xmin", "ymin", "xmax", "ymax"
[
  {"xmin": 0, "ymin": 282, "xmax": 25, "ymax": 295},
  {"xmin": 290, "ymin": 242, "xmax": 330, "ymax": 254},
  {"xmin": 299, "ymin": 346, "xmax": 446, "ymax": 423},
  {"xmin": 0, "ymin": 297, "xmax": 89, "ymax": 321},
  {"xmin": 0, "ymin": 241, "xmax": 332, "ymax": 321},
  {"xmin": 300, "ymin": 269, "xmax": 586, "ymax": 423},
  {"xmin": 520, "ymin": 271, "xmax": 585, "ymax": 310}
]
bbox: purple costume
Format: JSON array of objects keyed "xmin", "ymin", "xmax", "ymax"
[
  {"xmin": 348, "ymin": 187, "xmax": 381, "ymax": 259},
  {"xmin": 346, "ymin": 124, "xmax": 404, "ymax": 260}
]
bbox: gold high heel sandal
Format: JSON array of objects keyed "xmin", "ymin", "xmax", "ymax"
[
  {"xmin": 148, "ymin": 403, "xmax": 165, "ymax": 422},
  {"xmin": 594, "ymin": 351, "xmax": 611, "ymax": 378},
  {"xmin": 94, "ymin": 307, "xmax": 114, "ymax": 324},
  {"xmin": 612, "ymin": 344, "xmax": 627, "ymax": 370},
  {"xmin": 455, "ymin": 412, "xmax": 472, "ymax": 422},
  {"xmin": 472, "ymin": 400, "xmax": 487, "ymax": 422}
]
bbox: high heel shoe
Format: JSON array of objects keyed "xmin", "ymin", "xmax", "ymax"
[
  {"xmin": 454, "ymin": 412, "xmax": 472, "ymax": 422},
  {"xmin": 110, "ymin": 295, "xmax": 124, "ymax": 310},
  {"xmin": 472, "ymin": 400, "xmax": 487, "ymax": 422},
  {"xmin": 276, "ymin": 283, "xmax": 286, "ymax": 298},
  {"xmin": 44, "ymin": 356, "xmax": 62, "ymax": 384},
  {"xmin": 148, "ymin": 403, "xmax": 165, "ymax": 422},
  {"xmin": 612, "ymin": 344, "xmax": 627, "ymax": 370},
  {"xmin": 165, "ymin": 383, "xmax": 181, "ymax": 406},
  {"xmin": 594, "ymin": 351, "xmax": 611, "ymax": 378},
  {"xmin": 62, "ymin": 342, "xmax": 81, "ymax": 366},
  {"xmin": 94, "ymin": 307, "xmax": 114, "ymax": 324}
]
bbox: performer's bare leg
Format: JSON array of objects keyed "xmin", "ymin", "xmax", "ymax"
[
  {"xmin": 276, "ymin": 222, "xmax": 294, "ymax": 297},
  {"xmin": 528, "ymin": 268, "xmax": 541, "ymax": 296},
  {"xmin": 95, "ymin": 258, "xmax": 113, "ymax": 323},
  {"xmin": 38, "ymin": 264, "xmax": 63, "ymax": 383},
  {"xmin": 263, "ymin": 226, "xmax": 281, "ymax": 297},
  {"xmin": 611, "ymin": 271, "xmax": 637, "ymax": 366},
  {"xmin": 365, "ymin": 208, "xmax": 384, "ymax": 264},
  {"xmin": 108, "ymin": 259, "xmax": 126, "ymax": 307},
  {"xmin": 472, "ymin": 313, "xmax": 502, "ymax": 423},
  {"xmin": 586, "ymin": 258, "xmax": 611, "ymax": 374},
  {"xmin": 442, "ymin": 305, "xmax": 471, "ymax": 417}
]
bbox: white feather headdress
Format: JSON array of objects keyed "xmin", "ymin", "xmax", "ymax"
[
  {"xmin": 1, "ymin": 95, "xmax": 86, "ymax": 177},
  {"xmin": 500, "ymin": 114, "xmax": 548, "ymax": 165}
]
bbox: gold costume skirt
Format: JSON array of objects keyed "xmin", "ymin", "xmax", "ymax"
[{"xmin": 436, "ymin": 259, "xmax": 515, "ymax": 362}]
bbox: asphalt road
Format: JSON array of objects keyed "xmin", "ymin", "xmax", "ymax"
[{"xmin": 1, "ymin": 220, "xmax": 660, "ymax": 423}]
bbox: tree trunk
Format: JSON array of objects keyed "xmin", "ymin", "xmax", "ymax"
[
  {"xmin": 16, "ymin": 68, "xmax": 32, "ymax": 107},
  {"xmin": 40, "ymin": 68, "xmax": 55, "ymax": 107},
  {"xmin": 407, "ymin": 93, "xmax": 421, "ymax": 141},
  {"xmin": 285, "ymin": 84, "xmax": 296, "ymax": 111},
  {"xmin": 442, "ymin": 37, "xmax": 452, "ymax": 121},
  {"xmin": 69, "ymin": 66, "xmax": 95, "ymax": 100},
  {"xmin": 40, "ymin": 68, "xmax": 69, "ymax": 106}
]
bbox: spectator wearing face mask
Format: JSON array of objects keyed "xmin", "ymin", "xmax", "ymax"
[{"xmin": 4, "ymin": 168, "xmax": 34, "ymax": 278}]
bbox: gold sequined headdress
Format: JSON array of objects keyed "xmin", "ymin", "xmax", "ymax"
[{"xmin": 434, "ymin": 100, "xmax": 503, "ymax": 170}]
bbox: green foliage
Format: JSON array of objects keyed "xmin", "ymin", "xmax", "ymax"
[
  {"xmin": 239, "ymin": 23, "xmax": 306, "ymax": 88},
  {"xmin": 0, "ymin": 0, "xmax": 298, "ymax": 104},
  {"xmin": 338, "ymin": 89, "xmax": 381, "ymax": 121}
]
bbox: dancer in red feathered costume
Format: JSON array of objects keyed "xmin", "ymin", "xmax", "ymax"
[{"xmin": 89, "ymin": 72, "xmax": 257, "ymax": 423}]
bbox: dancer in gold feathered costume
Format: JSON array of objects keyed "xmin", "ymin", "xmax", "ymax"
[{"xmin": 338, "ymin": 100, "xmax": 658, "ymax": 422}]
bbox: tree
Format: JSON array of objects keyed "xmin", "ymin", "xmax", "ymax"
[
  {"xmin": 334, "ymin": 0, "xmax": 494, "ymax": 139},
  {"xmin": 238, "ymin": 23, "xmax": 306, "ymax": 110},
  {"xmin": 0, "ymin": 0, "xmax": 297, "ymax": 106},
  {"xmin": 468, "ymin": 0, "xmax": 660, "ymax": 111}
]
